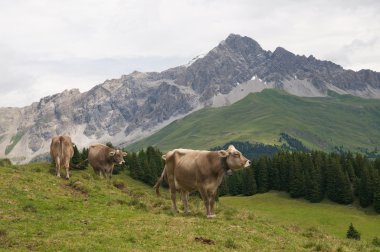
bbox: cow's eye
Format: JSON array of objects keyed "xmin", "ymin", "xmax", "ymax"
[{"xmin": 233, "ymin": 152, "xmax": 240, "ymax": 157}]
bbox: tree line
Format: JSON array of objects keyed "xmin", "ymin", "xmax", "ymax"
[
  {"xmin": 69, "ymin": 143, "xmax": 380, "ymax": 213},
  {"xmin": 219, "ymin": 151, "xmax": 380, "ymax": 213}
]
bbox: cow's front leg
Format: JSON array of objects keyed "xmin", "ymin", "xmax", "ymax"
[
  {"xmin": 181, "ymin": 191, "xmax": 190, "ymax": 214},
  {"xmin": 208, "ymin": 190, "xmax": 217, "ymax": 218},
  {"xmin": 199, "ymin": 188, "xmax": 212, "ymax": 218}
]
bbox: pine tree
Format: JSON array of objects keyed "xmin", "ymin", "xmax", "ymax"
[
  {"xmin": 71, "ymin": 144, "xmax": 81, "ymax": 167},
  {"xmin": 325, "ymin": 155, "xmax": 353, "ymax": 204},
  {"xmin": 255, "ymin": 156, "xmax": 269, "ymax": 193},
  {"xmin": 242, "ymin": 167, "xmax": 257, "ymax": 196},
  {"xmin": 346, "ymin": 223, "xmax": 361, "ymax": 240},
  {"xmin": 228, "ymin": 173, "xmax": 240, "ymax": 195},
  {"xmin": 304, "ymin": 154, "xmax": 323, "ymax": 203},
  {"xmin": 218, "ymin": 178, "xmax": 229, "ymax": 197},
  {"xmin": 373, "ymin": 171, "xmax": 380, "ymax": 213},
  {"xmin": 359, "ymin": 165, "xmax": 372, "ymax": 208},
  {"xmin": 268, "ymin": 158, "xmax": 280, "ymax": 191},
  {"xmin": 288, "ymin": 154, "xmax": 305, "ymax": 198}
]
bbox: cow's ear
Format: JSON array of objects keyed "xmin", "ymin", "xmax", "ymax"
[
  {"xmin": 122, "ymin": 152, "xmax": 128, "ymax": 157},
  {"xmin": 109, "ymin": 151, "xmax": 116, "ymax": 157},
  {"xmin": 218, "ymin": 150, "xmax": 229, "ymax": 157}
]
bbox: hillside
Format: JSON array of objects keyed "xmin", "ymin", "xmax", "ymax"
[
  {"xmin": 127, "ymin": 89, "xmax": 380, "ymax": 155},
  {"xmin": 0, "ymin": 163, "xmax": 379, "ymax": 251}
]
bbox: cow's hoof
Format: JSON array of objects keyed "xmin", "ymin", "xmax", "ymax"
[
  {"xmin": 56, "ymin": 174, "xmax": 61, "ymax": 178},
  {"xmin": 207, "ymin": 214, "xmax": 216, "ymax": 219}
]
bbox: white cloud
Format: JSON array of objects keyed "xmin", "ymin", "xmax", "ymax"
[{"xmin": 0, "ymin": 0, "xmax": 379, "ymax": 107}]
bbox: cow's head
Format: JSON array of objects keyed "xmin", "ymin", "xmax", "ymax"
[
  {"xmin": 109, "ymin": 149, "xmax": 128, "ymax": 165},
  {"xmin": 218, "ymin": 145, "xmax": 251, "ymax": 171}
]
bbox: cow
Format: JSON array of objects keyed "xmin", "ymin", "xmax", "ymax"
[
  {"xmin": 154, "ymin": 145, "xmax": 251, "ymax": 218},
  {"xmin": 50, "ymin": 135, "xmax": 74, "ymax": 179},
  {"xmin": 88, "ymin": 144, "xmax": 127, "ymax": 179}
]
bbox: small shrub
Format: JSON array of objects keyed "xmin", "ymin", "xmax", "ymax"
[
  {"xmin": 346, "ymin": 223, "xmax": 360, "ymax": 240},
  {"xmin": 55, "ymin": 204, "xmax": 68, "ymax": 211},
  {"xmin": 0, "ymin": 158, "xmax": 12, "ymax": 167},
  {"xmin": 22, "ymin": 202, "xmax": 37, "ymax": 213},
  {"xmin": 373, "ymin": 237, "xmax": 380, "ymax": 247},
  {"xmin": 126, "ymin": 236, "xmax": 136, "ymax": 244},
  {"xmin": 81, "ymin": 173, "xmax": 92, "ymax": 180},
  {"xmin": 113, "ymin": 180, "xmax": 125, "ymax": 190},
  {"xmin": 315, "ymin": 244, "xmax": 323, "ymax": 251},
  {"xmin": 224, "ymin": 238, "xmax": 238, "ymax": 249},
  {"xmin": 303, "ymin": 241, "xmax": 315, "ymax": 249},
  {"xmin": 69, "ymin": 180, "xmax": 90, "ymax": 194},
  {"xmin": 0, "ymin": 229, "xmax": 7, "ymax": 237},
  {"xmin": 32, "ymin": 167, "xmax": 42, "ymax": 172},
  {"xmin": 107, "ymin": 199, "xmax": 127, "ymax": 206}
]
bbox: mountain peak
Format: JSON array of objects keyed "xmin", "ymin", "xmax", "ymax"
[
  {"xmin": 273, "ymin": 47, "xmax": 295, "ymax": 57},
  {"xmin": 223, "ymin": 33, "xmax": 262, "ymax": 52}
]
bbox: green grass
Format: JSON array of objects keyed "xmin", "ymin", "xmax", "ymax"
[
  {"xmin": 0, "ymin": 163, "xmax": 378, "ymax": 251},
  {"xmin": 221, "ymin": 192, "xmax": 380, "ymax": 242},
  {"xmin": 128, "ymin": 89, "xmax": 380, "ymax": 154}
]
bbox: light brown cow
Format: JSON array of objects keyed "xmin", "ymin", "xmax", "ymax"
[
  {"xmin": 50, "ymin": 136, "xmax": 74, "ymax": 179},
  {"xmin": 154, "ymin": 145, "xmax": 251, "ymax": 218},
  {"xmin": 88, "ymin": 144, "xmax": 127, "ymax": 179}
]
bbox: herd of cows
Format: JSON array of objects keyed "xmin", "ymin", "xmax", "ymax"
[{"xmin": 50, "ymin": 135, "xmax": 251, "ymax": 218}]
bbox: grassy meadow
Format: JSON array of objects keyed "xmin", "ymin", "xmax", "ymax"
[
  {"xmin": 128, "ymin": 89, "xmax": 380, "ymax": 155},
  {"xmin": 0, "ymin": 162, "xmax": 379, "ymax": 251},
  {"xmin": 221, "ymin": 192, "xmax": 380, "ymax": 242}
]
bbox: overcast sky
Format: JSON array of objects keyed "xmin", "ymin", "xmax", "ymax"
[{"xmin": 1, "ymin": 0, "xmax": 379, "ymax": 107}]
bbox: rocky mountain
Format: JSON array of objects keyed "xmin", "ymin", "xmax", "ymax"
[{"xmin": 1, "ymin": 34, "xmax": 380, "ymax": 163}]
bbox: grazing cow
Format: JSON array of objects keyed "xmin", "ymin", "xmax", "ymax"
[
  {"xmin": 50, "ymin": 136, "xmax": 74, "ymax": 179},
  {"xmin": 154, "ymin": 145, "xmax": 251, "ymax": 218},
  {"xmin": 88, "ymin": 144, "xmax": 127, "ymax": 179}
]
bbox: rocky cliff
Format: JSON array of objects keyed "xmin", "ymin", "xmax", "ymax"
[{"xmin": 1, "ymin": 34, "xmax": 380, "ymax": 163}]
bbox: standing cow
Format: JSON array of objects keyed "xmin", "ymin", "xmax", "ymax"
[
  {"xmin": 50, "ymin": 136, "xmax": 74, "ymax": 179},
  {"xmin": 88, "ymin": 144, "xmax": 127, "ymax": 179},
  {"xmin": 154, "ymin": 145, "xmax": 251, "ymax": 218}
]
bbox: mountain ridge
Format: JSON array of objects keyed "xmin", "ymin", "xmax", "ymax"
[{"xmin": 1, "ymin": 34, "xmax": 380, "ymax": 163}]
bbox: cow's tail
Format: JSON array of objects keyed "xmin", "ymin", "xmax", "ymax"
[
  {"xmin": 153, "ymin": 165, "xmax": 166, "ymax": 197},
  {"xmin": 59, "ymin": 136, "xmax": 64, "ymax": 160}
]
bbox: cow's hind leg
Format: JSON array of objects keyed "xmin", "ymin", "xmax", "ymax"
[
  {"xmin": 64, "ymin": 161, "xmax": 70, "ymax": 179},
  {"xmin": 55, "ymin": 157, "xmax": 61, "ymax": 177},
  {"xmin": 181, "ymin": 191, "xmax": 190, "ymax": 214},
  {"xmin": 170, "ymin": 188, "xmax": 179, "ymax": 213}
]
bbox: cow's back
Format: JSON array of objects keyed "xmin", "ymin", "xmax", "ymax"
[
  {"xmin": 50, "ymin": 136, "xmax": 74, "ymax": 165},
  {"xmin": 88, "ymin": 144, "xmax": 109, "ymax": 169},
  {"xmin": 60, "ymin": 136, "xmax": 74, "ymax": 164},
  {"xmin": 165, "ymin": 149, "xmax": 207, "ymax": 192},
  {"xmin": 167, "ymin": 149, "xmax": 225, "ymax": 192},
  {"xmin": 50, "ymin": 136, "xmax": 61, "ymax": 161}
]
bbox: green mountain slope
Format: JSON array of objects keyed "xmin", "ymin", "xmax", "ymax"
[
  {"xmin": 0, "ymin": 163, "xmax": 379, "ymax": 251},
  {"xmin": 128, "ymin": 89, "xmax": 380, "ymax": 154}
]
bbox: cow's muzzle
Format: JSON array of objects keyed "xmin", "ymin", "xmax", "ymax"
[
  {"xmin": 244, "ymin": 160, "xmax": 251, "ymax": 168},
  {"xmin": 119, "ymin": 160, "xmax": 125, "ymax": 165}
]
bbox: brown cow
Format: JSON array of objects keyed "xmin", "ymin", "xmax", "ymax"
[
  {"xmin": 154, "ymin": 145, "xmax": 251, "ymax": 218},
  {"xmin": 50, "ymin": 136, "xmax": 74, "ymax": 179},
  {"xmin": 88, "ymin": 144, "xmax": 127, "ymax": 179}
]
